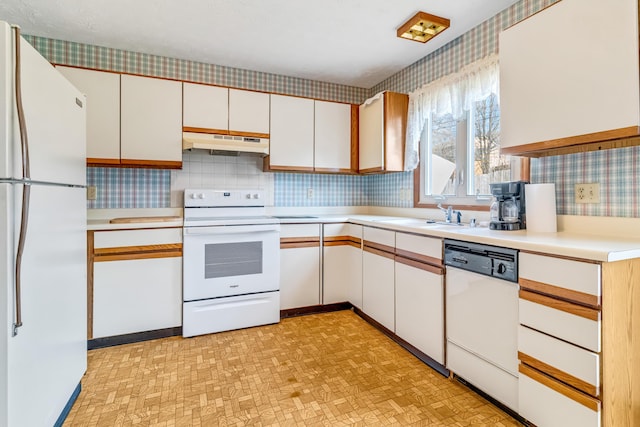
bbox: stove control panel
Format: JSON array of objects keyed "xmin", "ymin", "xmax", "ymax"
[{"xmin": 184, "ymin": 189, "xmax": 266, "ymax": 208}]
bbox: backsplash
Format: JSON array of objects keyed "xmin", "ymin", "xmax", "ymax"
[
  {"xmin": 531, "ymin": 146, "xmax": 640, "ymax": 217},
  {"xmin": 86, "ymin": 168, "xmax": 170, "ymax": 209},
  {"xmin": 274, "ymin": 173, "xmax": 367, "ymax": 207}
]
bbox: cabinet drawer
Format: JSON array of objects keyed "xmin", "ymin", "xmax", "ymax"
[
  {"xmin": 395, "ymin": 232, "xmax": 442, "ymax": 264},
  {"xmin": 520, "ymin": 253, "xmax": 601, "ymax": 307},
  {"xmin": 323, "ymin": 223, "xmax": 362, "ymax": 239},
  {"xmin": 280, "ymin": 223, "xmax": 320, "ymax": 241},
  {"xmin": 93, "ymin": 228, "xmax": 182, "ymax": 248},
  {"xmin": 519, "ymin": 325, "xmax": 600, "ymax": 397},
  {"xmin": 519, "ymin": 294, "xmax": 601, "ymax": 352},
  {"xmin": 519, "ymin": 364, "xmax": 601, "ymax": 427},
  {"xmin": 363, "ymin": 226, "xmax": 395, "ymax": 249}
]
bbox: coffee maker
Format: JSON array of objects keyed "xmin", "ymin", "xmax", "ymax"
[{"xmin": 489, "ymin": 181, "xmax": 528, "ymax": 230}]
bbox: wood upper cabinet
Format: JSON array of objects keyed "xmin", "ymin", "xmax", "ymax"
[
  {"xmin": 359, "ymin": 91, "xmax": 408, "ymax": 173},
  {"xmin": 269, "ymin": 94, "xmax": 315, "ymax": 170},
  {"xmin": 228, "ymin": 88, "xmax": 270, "ymax": 136},
  {"xmin": 120, "ymin": 74, "xmax": 182, "ymax": 168},
  {"xmin": 499, "ymin": 0, "xmax": 640, "ymax": 156},
  {"xmin": 314, "ymin": 101, "xmax": 355, "ymax": 173},
  {"xmin": 183, "ymin": 82, "xmax": 229, "ymax": 132},
  {"xmin": 56, "ymin": 66, "xmax": 120, "ymax": 165}
]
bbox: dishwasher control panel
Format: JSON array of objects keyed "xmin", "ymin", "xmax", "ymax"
[{"xmin": 444, "ymin": 239, "xmax": 518, "ymax": 283}]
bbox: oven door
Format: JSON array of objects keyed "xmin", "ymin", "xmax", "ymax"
[{"xmin": 183, "ymin": 224, "xmax": 280, "ymax": 301}]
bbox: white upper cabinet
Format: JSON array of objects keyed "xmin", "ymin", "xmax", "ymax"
[
  {"xmin": 183, "ymin": 83, "xmax": 229, "ymax": 131},
  {"xmin": 269, "ymin": 94, "xmax": 315, "ymax": 170},
  {"xmin": 228, "ymin": 89, "xmax": 270, "ymax": 136},
  {"xmin": 314, "ymin": 100, "xmax": 352, "ymax": 172},
  {"xmin": 359, "ymin": 91, "xmax": 407, "ymax": 173},
  {"xmin": 499, "ymin": 0, "xmax": 640, "ymax": 155},
  {"xmin": 56, "ymin": 66, "xmax": 120, "ymax": 164},
  {"xmin": 120, "ymin": 74, "xmax": 182, "ymax": 166}
]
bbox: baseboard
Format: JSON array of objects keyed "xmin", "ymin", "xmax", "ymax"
[
  {"xmin": 280, "ymin": 302, "xmax": 352, "ymax": 318},
  {"xmin": 88, "ymin": 327, "xmax": 182, "ymax": 350},
  {"xmin": 353, "ymin": 307, "xmax": 450, "ymax": 378},
  {"xmin": 54, "ymin": 382, "xmax": 81, "ymax": 427}
]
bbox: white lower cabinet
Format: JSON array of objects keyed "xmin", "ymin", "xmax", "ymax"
[
  {"xmin": 519, "ymin": 371, "xmax": 601, "ymax": 427},
  {"xmin": 322, "ymin": 223, "xmax": 362, "ymax": 307},
  {"xmin": 395, "ymin": 261, "xmax": 444, "ymax": 364},
  {"xmin": 279, "ymin": 224, "xmax": 321, "ymax": 310},
  {"xmin": 362, "ymin": 248, "xmax": 395, "ymax": 332},
  {"xmin": 90, "ymin": 228, "xmax": 183, "ymax": 339},
  {"xmin": 93, "ymin": 257, "xmax": 182, "ymax": 338}
]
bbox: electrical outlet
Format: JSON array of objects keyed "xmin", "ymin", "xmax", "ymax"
[
  {"xmin": 307, "ymin": 188, "xmax": 314, "ymax": 199},
  {"xmin": 575, "ymin": 183, "xmax": 600, "ymax": 204},
  {"xmin": 399, "ymin": 188, "xmax": 406, "ymax": 201},
  {"xmin": 87, "ymin": 186, "xmax": 97, "ymax": 201}
]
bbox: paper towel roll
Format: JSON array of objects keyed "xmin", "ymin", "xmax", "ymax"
[{"xmin": 525, "ymin": 183, "xmax": 557, "ymax": 232}]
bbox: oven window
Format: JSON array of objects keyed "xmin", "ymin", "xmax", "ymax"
[{"xmin": 204, "ymin": 241, "xmax": 263, "ymax": 278}]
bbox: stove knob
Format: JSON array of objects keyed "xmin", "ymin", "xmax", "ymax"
[
  {"xmin": 496, "ymin": 263, "xmax": 507, "ymax": 275},
  {"xmin": 253, "ymin": 193, "xmax": 260, "ymax": 199},
  {"xmin": 198, "ymin": 193, "xmax": 206, "ymax": 199},
  {"xmin": 246, "ymin": 193, "xmax": 252, "ymax": 199},
  {"xmin": 190, "ymin": 193, "xmax": 198, "ymax": 199}
]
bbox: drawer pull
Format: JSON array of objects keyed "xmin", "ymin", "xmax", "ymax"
[
  {"xmin": 519, "ymin": 290, "xmax": 600, "ymax": 321},
  {"xmin": 518, "ymin": 351, "xmax": 598, "ymax": 397},
  {"xmin": 519, "ymin": 363, "xmax": 600, "ymax": 412},
  {"xmin": 520, "ymin": 278, "xmax": 600, "ymax": 309}
]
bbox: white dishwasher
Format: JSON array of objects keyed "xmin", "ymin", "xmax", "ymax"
[{"xmin": 444, "ymin": 239, "xmax": 519, "ymax": 412}]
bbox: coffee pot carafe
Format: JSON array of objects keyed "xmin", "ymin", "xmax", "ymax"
[{"xmin": 489, "ymin": 181, "xmax": 528, "ymax": 230}]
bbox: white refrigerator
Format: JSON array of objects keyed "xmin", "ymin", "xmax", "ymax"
[{"xmin": 0, "ymin": 22, "xmax": 87, "ymax": 426}]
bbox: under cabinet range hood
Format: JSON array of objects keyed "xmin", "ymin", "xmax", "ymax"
[{"xmin": 182, "ymin": 132, "xmax": 269, "ymax": 155}]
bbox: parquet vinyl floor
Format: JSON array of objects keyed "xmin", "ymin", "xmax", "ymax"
[{"xmin": 65, "ymin": 310, "xmax": 522, "ymax": 426}]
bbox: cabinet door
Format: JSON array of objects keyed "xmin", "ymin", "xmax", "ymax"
[
  {"xmin": 228, "ymin": 89, "xmax": 270, "ymax": 136},
  {"xmin": 323, "ymin": 244, "xmax": 361, "ymax": 305},
  {"xmin": 359, "ymin": 95, "xmax": 384, "ymax": 172},
  {"xmin": 56, "ymin": 66, "xmax": 120, "ymax": 163},
  {"xmin": 280, "ymin": 246, "xmax": 320, "ymax": 309},
  {"xmin": 499, "ymin": 0, "xmax": 640, "ymax": 152},
  {"xmin": 314, "ymin": 101, "xmax": 353, "ymax": 172},
  {"xmin": 362, "ymin": 249, "xmax": 395, "ymax": 331},
  {"xmin": 395, "ymin": 261, "xmax": 444, "ymax": 364},
  {"xmin": 269, "ymin": 94, "xmax": 315, "ymax": 170},
  {"xmin": 93, "ymin": 257, "xmax": 182, "ymax": 338},
  {"xmin": 183, "ymin": 82, "xmax": 229, "ymax": 132},
  {"xmin": 120, "ymin": 75, "xmax": 182, "ymax": 166}
]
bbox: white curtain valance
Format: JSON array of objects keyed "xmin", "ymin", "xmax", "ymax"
[{"xmin": 404, "ymin": 54, "xmax": 500, "ymax": 171}]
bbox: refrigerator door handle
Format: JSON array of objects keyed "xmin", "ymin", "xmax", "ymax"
[{"xmin": 12, "ymin": 25, "xmax": 31, "ymax": 337}]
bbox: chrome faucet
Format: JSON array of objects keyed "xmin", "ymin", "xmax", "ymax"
[{"xmin": 437, "ymin": 203, "xmax": 462, "ymax": 224}]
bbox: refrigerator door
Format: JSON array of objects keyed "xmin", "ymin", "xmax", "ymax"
[
  {"xmin": 1, "ymin": 25, "xmax": 86, "ymax": 185},
  {"xmin": 5, "ymin": 183, "xmax": 87, "ymax": 427}
]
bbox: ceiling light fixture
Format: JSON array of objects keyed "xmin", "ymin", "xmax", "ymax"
[{"xmin": 397, "ymin": 11, "xmax": 450, "ymax": 44}]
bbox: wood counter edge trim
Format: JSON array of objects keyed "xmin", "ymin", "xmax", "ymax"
[
  {"xmin": 94, "ymin": 250, "xmax": 183, "ymax": 262},
  {"xmin": 518, "ymin": 352, "xmax": 598, "ymax": 398},
  {"xmin": 87, "ymin": 231, "xmax": 94, "ymax": 340},
  {"xmin": 280, "ymin": 237, "xmax": 320, "ymax": 244},
  {"xmin": 280, "ymin": 241, "xmax": 320, "ymax": 249},
  {"xmin": 518, "ymin": 363, "xmax": 600, "ymax": 412},
  {"xmin": 394, "ymin": 256, "xmax": 444, "ymax": 275},
  {"xmin": 94, "ymin": 243, "xmax": 183, "ymax": 256},
  {"xmin": 363, "ymin": 245, "xmax": 395, "ymax": 260},
  {"xmin": 520, "ymin": 278, "xmax": 600, "ymax": 309},
  {"xmin": 363, "ymin": 240, "xmax": 395, "ymax": 254},
  {"xmin": 395, "ymin": 248, "xmax": 443, "ymax": 268},
  {"xmin": 501, "ymin": 126, "xmax": 640, "ymax": 157},
  {"xmin": 519, "ymin": 290, "xmax": 600, "ymax": 321}
]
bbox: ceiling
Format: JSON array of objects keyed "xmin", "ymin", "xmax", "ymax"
[{"xmin": 0, "ymin": 0, "xmax": 519, "ymax": 88}]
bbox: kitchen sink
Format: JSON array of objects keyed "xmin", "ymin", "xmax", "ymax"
[{"xmin": 373, "ymin": 218, "xmax": 469, "ymax": 228}]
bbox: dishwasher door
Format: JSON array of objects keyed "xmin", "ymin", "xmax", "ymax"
[{"xmin": 446, "ymin": 266, "xmax": 519, "ymax": 375}]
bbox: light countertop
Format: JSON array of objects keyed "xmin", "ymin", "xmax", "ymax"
[{"xmin": 87, "ymin": 208, "xmax": 640, "ymax": 262}]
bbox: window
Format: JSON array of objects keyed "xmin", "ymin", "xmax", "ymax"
[
  {"xmin": 404, "ymin": 55, "xmax": 515, "ymax": 208},
  {"xmin": 417, "ymin": 93, "xmax": 510, "ymax": 207}
]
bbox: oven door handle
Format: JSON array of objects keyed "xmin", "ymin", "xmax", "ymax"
[{"xmin": 184, "ymin": 224, "xmax": 280, "ymax": 236}]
